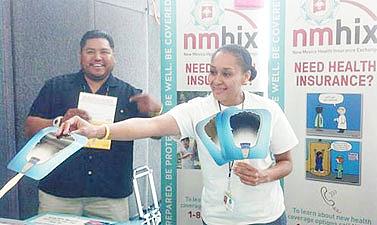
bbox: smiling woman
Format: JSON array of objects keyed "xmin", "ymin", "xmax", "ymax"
[{"xmin": 58, "ymin": 44, "xmax": 298, "ymax": 225}]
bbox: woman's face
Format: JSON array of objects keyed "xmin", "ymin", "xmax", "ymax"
[{"xmin": 209, "ymin": 52, "xmax": 250, "ymax": 106}]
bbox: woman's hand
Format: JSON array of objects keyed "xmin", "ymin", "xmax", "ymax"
[
  {"xmin": 233, "ymin": 151, "xmax": 293, "ymax": 186},
  {"xmin": 56, "ymin": 115, "xmax": 103, "ymax": 139},
  {"xmin": 233, "ymin": 162, "xmax": 269, "ymax": 186}
]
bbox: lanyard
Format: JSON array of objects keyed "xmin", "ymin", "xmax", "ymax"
[
  {"xmin": 217, "ymin": 92, "xmax": 245, "ymax": 193},
  {"xmin": 227, "ymin": 161, "xmax": 235, "ymax": 191}
]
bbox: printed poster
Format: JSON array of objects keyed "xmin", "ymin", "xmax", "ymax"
[{"xmin": 279, "ymin": 0, "xmax": 377, "ymax": 224}]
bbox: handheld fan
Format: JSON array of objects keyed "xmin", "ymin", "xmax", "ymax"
[
  {"xmin": 0, "ymin": 127, "xmax": 87, "ymax": 198},
  {"xmin": 196, "ymin": 107, "xmax": 271, "ymax": 166}
]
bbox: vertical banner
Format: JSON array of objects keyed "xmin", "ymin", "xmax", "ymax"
[
  {"xmin": 161, "ymin": 0, "xmax": 270, "ymax": 224},
  {"xmin": 160, "ymin": 0, "xmax": 177, "ymax": 224},
  {"xmin": 283, "ymin": 0, "xmax": 377, "ymax": 224},
  {"xmin": 269, "ymin": 0, "xmax": 286, "ymax": 107}
]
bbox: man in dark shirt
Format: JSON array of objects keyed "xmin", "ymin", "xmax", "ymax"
[{"xmin": 24, "ymin": 30, "xmax": 161, "ymax": 222}]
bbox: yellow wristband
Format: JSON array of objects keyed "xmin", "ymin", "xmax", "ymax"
[
  {"xmin": 149, "ymin": 105, "xmax": 163, "ymax": 117},
  {"xmin": 101, "ymin": 124, "xmax": 111, "ymax": 140}
]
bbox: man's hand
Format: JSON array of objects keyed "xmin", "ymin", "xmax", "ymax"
[
  {"xmin": 63, "ymin": 108, "xmax": 90, "ymax": 122},
  {"xmin": 233, "ymin": 162, "xmax": 269, "ymax": 186},
  {"xmin": 130, "ymin": 94, "xmax": 162, "ymax": 113}
]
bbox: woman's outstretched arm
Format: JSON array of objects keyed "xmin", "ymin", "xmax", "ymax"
[{"xmin": 58, "ymin": 114, "xmax": 181, "ymax": 141}]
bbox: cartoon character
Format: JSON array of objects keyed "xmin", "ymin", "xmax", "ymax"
[
  {"xmin": 315, "ymin": 151, "xmax": 324, "ymax": 173},
  {"xmin": 314, "ymin": 106, "xmax": 324, "ymax": 130},
  {"xmin": 335, "ymin": 156, "xmax": 344, "ymax": 179},
  {"xmin": 334, "ymin": 106, "xmax": 347, "ymax": 133},
  {"xmin": 308, "ymin": 140, "xmax": 330, "ymax": 176}
]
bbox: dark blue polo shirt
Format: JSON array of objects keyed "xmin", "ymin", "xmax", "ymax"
[{"xmin": 28, "ymin": 70, "xmax": 145, "ymax": 198}]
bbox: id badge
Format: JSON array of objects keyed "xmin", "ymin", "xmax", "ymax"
[{"xmin": 224, "ymin": 191, "xmax": 235, "ymax": 212}]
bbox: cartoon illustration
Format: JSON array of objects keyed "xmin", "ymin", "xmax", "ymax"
[
  {"xmin": 306, "ymin": 93, "xmax": 362, "ymax": 139},
  {"xmin": 314, "ymin": 106, "xmax": 324, "ymax": 130},
  {"xmin": 315, "ymin": 151, "xmax": 324, "ymax": 173},
  {"xmin": 308, "ymin": 140, "xmax": 330, "ymax": 176},
  {"xmin": 306, "ymin": 138, "xmax": 361, "ymax": 185},
  {"xmin": 334, "ymin": 106, "xmax": 347, "ymax": 133},
  {"xmin": 335, "ymin": 156, "xmax": 344, "ymax": 179}
]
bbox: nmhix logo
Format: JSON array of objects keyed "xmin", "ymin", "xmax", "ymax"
[
  {"xmin": 295, "ymin": 0, "xmax": 377, "ymax": 47},
  {"xmin": 300, "ymin": 0, "xmax": 339, "ymax": 25},
  {"xmin": 186, "ymin": 0, "xmax": 262, "ymax": 50},
  {"xmin": 190, "ymin": 0, "xmax": 224, "ymax": 30}
]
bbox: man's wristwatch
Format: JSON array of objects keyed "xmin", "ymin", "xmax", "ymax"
[{"xmin": 52, "ymin": 116, "xmax": 63, "ymax": 127}]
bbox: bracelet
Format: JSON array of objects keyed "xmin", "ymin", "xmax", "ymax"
[
  {"xmin": 149, "ymin": 105, "xmax": 164, "ymax": 118},
  {"xmin": 52, "ymin": 116, "xmax": 63, "ymax": 127},
  {"xmin": 101, "ymin": 124, "xmax": 111, "ymax": 140}
]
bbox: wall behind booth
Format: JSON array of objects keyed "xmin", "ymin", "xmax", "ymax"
[
  {"xmin": 0, "ymin": 0, "xmax": 19, "ymax": 219},
  {"xmin": 0, "ymin": 0, "xmax": 161, "ymax": 220}
]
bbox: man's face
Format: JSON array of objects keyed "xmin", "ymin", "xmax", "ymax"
[{"xmin": 80, "ymin": 38, "xmax": 115, "ymax": 81}]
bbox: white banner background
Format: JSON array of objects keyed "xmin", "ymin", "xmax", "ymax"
[{"xmin": 284, "ymin": 0, "xmax": 377, "ymax": 224}]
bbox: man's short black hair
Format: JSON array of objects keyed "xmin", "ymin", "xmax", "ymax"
[{"xmin": 80, "ymin": 30, "xmax": 114, "ymax": 50}]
